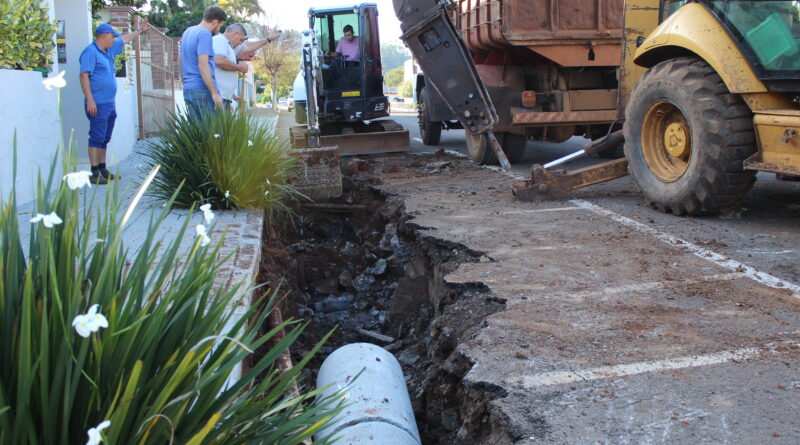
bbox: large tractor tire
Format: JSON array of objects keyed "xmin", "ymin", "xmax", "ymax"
[
  {"xmin": 465, "ymin": 131, "xmax": 527, "ymax": 165},
  {"xmin": 418, "ymin": 87, "xmax": 442, "ymax": 145},
  {"xmin": 624, "ymin": 57, "xmax": 757, "ymax": 216}
]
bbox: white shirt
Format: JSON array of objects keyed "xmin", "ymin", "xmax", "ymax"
[{"xmin": 212, "ymin": 34, "xmax": 242, "ymax": 101}]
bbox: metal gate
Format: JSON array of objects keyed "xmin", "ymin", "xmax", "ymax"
[{"xmin": 135, "ymin": 18, "xmax": 176, "ymax": 138}]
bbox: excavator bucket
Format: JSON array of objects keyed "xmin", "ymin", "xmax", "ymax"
[{"xmin": 289, "ymin": 120, "xmax": 410, "ymax": 156}]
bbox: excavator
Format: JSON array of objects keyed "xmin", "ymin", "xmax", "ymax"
[
  {"xmin": 290, "ymin": 3, "xmax": 411, "ymax": 156},
  {"xmin": 393, "ymin": 0, "xmax": 800, "ymax": 216}
]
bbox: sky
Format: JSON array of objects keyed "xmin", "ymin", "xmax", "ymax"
[{"xmin": 258, "ymin": 0, "xmax": 405, "ymax": 45}]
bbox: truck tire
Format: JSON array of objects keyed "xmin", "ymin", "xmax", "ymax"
[
  {"xmin": 466, "ymin": 132, "xmax": 526, "ymax": 165},
  {"xmin": 466, "ymin": 131, "xmax": 495, "ymax": 164},
  {"xmin": 502, "ymin": 132, "xmax": 527, "ymax": 163},
  {"xmin": 623, "ymin": 57, "xmax": 757, "ymax": 216},
  {"xmin": 418, "ymin": 87, "xmax": 442, "ymax": 145}
]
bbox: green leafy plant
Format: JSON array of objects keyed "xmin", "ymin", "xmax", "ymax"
[
  {"xmin": 0, "ymin": 0, "xmax": 58, "ymax": 71},
  {"xmin": 383, "ymin": 66, "xmax": 404, "ymax": 88},
  {"xmin": 142, "ymin": 110, "xmax": 299, "ymax": 212},
  {"xmin": 399, "ymin": 80, "xmax": 414, "ymax": 99},
  {"xmin": 0, "ymin": 143, "xmax": 342, "ymax": 444}
]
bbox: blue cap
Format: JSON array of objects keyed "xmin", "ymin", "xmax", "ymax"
[{"xmin": 95, "ymin": 24, "xmax": 121, "ymax": 37}]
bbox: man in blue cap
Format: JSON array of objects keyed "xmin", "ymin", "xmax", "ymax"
[{"xmin": 79, "ymin": 22, "xmax": 147, "ymax": 184}]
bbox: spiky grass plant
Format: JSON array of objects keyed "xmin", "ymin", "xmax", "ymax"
[
  {"xmin": 143, "ymin": 110, "xmax": 298, "ymax": 213},
  {"xmin": 0, "ymin": 144, "xmax": 341, "ymax": 444}
]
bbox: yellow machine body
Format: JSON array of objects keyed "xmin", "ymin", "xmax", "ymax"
[{"xmin": 623, "ymin": 1, "xmax": 800, "ymax": 176}]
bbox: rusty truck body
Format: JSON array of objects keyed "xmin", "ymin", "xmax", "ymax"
[{"xmin": 413, "ymin": 0, "xmax": 624, "ymax": 163}]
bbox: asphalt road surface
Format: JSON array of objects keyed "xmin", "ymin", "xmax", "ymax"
[
  {"xmin": 387, "ymin": 109, "xmax": 800, "ymax": 444},
  {"xmin": 389, "ymin": 108, "xmax": 800, "ymax": 286}
]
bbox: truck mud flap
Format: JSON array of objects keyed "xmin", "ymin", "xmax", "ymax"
[{"xmin": 393, "ymin": 0, "xmax": 497, "ymax": 134}]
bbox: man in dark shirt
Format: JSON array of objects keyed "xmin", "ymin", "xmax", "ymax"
[{"xmin": 79, "ymin": 23, "xmax": 146, "ymax": 184}]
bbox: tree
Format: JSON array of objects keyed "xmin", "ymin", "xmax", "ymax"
[
  {"xmin": 380, "ymin": 42, "xmax": 409, "ymax": 72},
  {"xmin": 146, "ymin": 0, "xmax": 255, "ymax": 37},
  {"xmin": 399, "ymin": 80, "xmax": 413, "ymax": 98},
  {"xmin": 253, "ymin": 28, "xmax": 302, "ymax": 107},
  {"xmin": 218, "ymin": 0, "xmax": 263, "ymax": 18},
  {"xmin": 384, "ymin": 66, "xmax": 404, "ymax": 87}
]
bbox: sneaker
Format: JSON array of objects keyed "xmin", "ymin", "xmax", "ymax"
[
  {"xmin": 90, "ymin": 174, "xmax": 108, "ymax": 185},
  {"xmin": 100, "ymin": 170, "xmax": 119, "ymax": 180}
]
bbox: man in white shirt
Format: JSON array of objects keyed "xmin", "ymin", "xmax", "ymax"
[{"xmin": 212, "ymin": 24, "xmax": 281, "ymax": 109}]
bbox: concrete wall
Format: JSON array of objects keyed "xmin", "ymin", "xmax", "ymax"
[
  {"xmin": 403, "ymin": 58, "xmax": 419, "ymax": 86},
  {"xmin": 54, "ymin": 0, "xmax": 92, "ymax": 162},
  {"xmin": 107, "ymin": 77, "xmax": 139, "ymax": 164},
  {"xmin": 0, "ymin": 70, "xmax": 64, "ymax": 204}
]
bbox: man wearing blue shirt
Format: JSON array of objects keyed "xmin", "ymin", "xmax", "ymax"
[
  {"xmin": 181, "ymin": 6, "xmax": 227, "ymax": 118},
  {"xmin": 79, "ymin": 22, "xmax": 147, "ymax": 184}
]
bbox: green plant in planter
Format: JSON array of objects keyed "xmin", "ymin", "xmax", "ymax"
[
  {"xmin": 143, "ymin": 109, "xmax": 299, "ymax": 213},
  {"xmin": 0, "ymin": 145, "xmax": 342, "ymax": 444},
  {"xmin": 0, "ymin": 0, "xmax": 58, "ymax": 70}
]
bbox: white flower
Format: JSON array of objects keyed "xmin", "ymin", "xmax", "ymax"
[
  {"xmin": 266, "ymin": 178, "xmax": 271, "ymax": 185},
  {"xmin": 42, "ymin": 70, "xmax": 67, "ymax": 90},
  {"xmin": 199, "ymin": 203, "xmax": 214, "ymax": 224},
  {"xmin": 213, "ymin": 134, "xmax": 221, "ymax": 138},
  {"xmin": 30, "ymin": 211, "xmax": 63, "ymax": 228},
  {"xmin": 264, "ymin": 190, "xmax": 270, "ymax": 196},
  {"xmin": 224, "ymin": 190, "xmax": 230, "ymax": 198},
  {"xmin": 72, "ymin": 314, "xmax": 92, "ymax": 338},
  {"xmin": 86, "ymin": 420, "xmax": 111, "ymax": 445},
  {"xmin": 86, "ymin": 304, "xmax": 108, "ymax": 331},
  {"xmin": 72, "ymin": 305, "xmax": 109, "ymax": 338},
  {"xmin": 247, "ymin": 140, "xmax": 253, "ymax": 146},
  {"xmin": 63, "ymin": 171, "xmax": 92, "ymax": 190},
  {"xmin": 196, "ymin": 224, "xmax": 211, "ymax": 247}
]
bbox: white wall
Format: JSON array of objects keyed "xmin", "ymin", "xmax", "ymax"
[
  {"xmin": 106, "ymin": 77, "xmax": 139, "ymax": 164},
  {"xmin": 175, "ymin": 90, "xmax": 187, "ymax": 116},
  {"xmin": 403, "ymin": 58, "xmax": 419, "ymax": 86},
  {"xmin": 54, "ymin": 0, "xmax": 92, "ymax": 164},
  {"xmin": 0, "ymin": 70, "xmax": 64, "ymax": 204}
]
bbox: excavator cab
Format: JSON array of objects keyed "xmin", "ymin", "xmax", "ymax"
[
  {"xmin": 309, "ymin": 4, "xmax": 389, "ymax": 122},
  {"xmin": 289, "ymin": 3, "xmax": 409, "ymax": 155}
]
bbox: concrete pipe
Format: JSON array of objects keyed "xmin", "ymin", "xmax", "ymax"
[{"xmin": 316, "ymin": 343, "xmax": 421, "ymax": 444}]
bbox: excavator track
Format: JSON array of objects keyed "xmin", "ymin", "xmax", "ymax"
[{"xmin": 290, "ymin": 119, "xmax": 410, "ymax": 156}]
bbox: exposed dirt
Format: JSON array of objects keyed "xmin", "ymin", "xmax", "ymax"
[{"xmin": 256, "ymin": 156, "xmax": 510, "ymax": 443}]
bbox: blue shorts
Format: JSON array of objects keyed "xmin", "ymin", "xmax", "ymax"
[{"xmin": 85, "ymin": 102, "xmax": 117, "ymax": 149}]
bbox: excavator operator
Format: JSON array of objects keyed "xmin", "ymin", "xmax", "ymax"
[{"xmin": 326, "ymin": 25, "xmax": 360, "ymax": 66}]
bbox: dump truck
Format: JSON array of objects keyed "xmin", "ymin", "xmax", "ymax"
[
  {"xmin": 411, "ymin": 0, "xmax": 625, "ymax": 164},
  {"xmin": 396, "ymin": 0, "xmax": 800, "ymax": 215}
]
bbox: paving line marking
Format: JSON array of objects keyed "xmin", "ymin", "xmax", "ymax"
[
  {"xmin": 519, "ymin": 339, "xmax": 800, "ymax": 388},
  {"xmin": 443, "ymin": 149, "xmax": 468, "ymax": 159},
  {"xmin": 501, "ymin": 206, "xmax": 583, "ymax": 214},
  {"xmin": 572, "ymin": 199, "xmax": 800, "ymax": 299}
]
